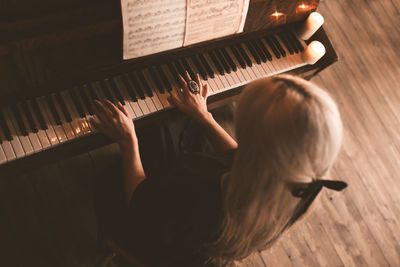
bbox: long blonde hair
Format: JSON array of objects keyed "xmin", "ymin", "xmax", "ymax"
[{"xmin": 208, "ymin": 75, "xmax": 343, "ymax": 265}]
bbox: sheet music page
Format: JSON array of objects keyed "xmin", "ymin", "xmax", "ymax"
[
  {"xmin": 121, "ymin": 0, "xmax": 186, "ymax": 60},
  {"xmin": 184, "ymin": 0, "xmax": 247, "ymax": 46}
]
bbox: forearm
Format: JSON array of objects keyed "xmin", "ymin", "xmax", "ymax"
[
  {"xmin": 198, "ymin": 112, "xmax": 238, "ymax": 151},
  {"xmin": 118, "ymin": 137, "xmax": 146, "ymax": 204}
]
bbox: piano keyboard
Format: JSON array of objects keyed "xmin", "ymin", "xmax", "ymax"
[{"xmin": 0, "ymin": 31, "xmax": 308, "ymax": 165}]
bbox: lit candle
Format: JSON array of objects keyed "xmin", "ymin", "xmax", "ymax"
[
  {"xmin": 297, "ymin": 12, "xmax": 324, "ymax": 40},
  {"xmin": 302, "ymin": 41, "xmax": 326, "ymax": 65},
  {"xmin": 270, "ymin": 11, "xmax": 287, "ymax": 26}
]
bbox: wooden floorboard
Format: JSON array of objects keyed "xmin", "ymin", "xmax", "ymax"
[{"xmin": 1, "ymin": 0, "xmax": 400, "ymax": 266}]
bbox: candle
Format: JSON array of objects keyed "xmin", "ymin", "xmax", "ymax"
[
  {"xmin": 302, "ymin": 41, "xmax": 326, "ymax": 65},
  {"xmin": 298, "ymin": 12, "xmax": 324, "ymax": 40},
  {"xmin": 270, "ymin": 11, "xmax": 287, "ymax": 26}
]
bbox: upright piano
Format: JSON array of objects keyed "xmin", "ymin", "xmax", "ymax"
[{"xmin": 0, "ymin": 0, "xmax": 337, "ymax": 174}]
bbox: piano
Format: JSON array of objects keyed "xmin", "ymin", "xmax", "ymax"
[{"xmin": 0, "ymin": 0, "xmax": 337, "ymax": 174}]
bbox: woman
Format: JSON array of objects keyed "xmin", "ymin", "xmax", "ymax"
[{"xmin": 92, "ymin": 73, "xmax": 347, "ymax": 266}]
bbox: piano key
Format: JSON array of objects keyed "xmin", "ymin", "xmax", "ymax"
[
  {"xmin": 103, "ymin": 79, "xmax": 124, "ymax": 105},
  {"xmin": 225, "ymin": 47, "xmax": 248, "ymax": 81},
  {"xmin": 284, "ymin": 32, "xmax": 299, "ymax": 53},
  {"xmin": 120, "ymin": 74, "xmax": 138, "ymax": 101},
  {"xmin": 261, "ymin": 38, "xmax": 286, "ymax": 70},
  {"xmin": 208, "ymin": 51, "xmax": 236, "ymax": 87},
  {"xmin": 21, "ymin": 101, "xmax": 38, "ymax": 133},
  {"xmin": 45, "ymin": 95, "xmax": 62, "ymax": 125},
  {"xmin": 86, "ymin": 83, "xmax": 99, "ymax": 101},
  {"xmin": 198, "ymin": 54, "xmax": 215, "ymax": 78},
  {"xmin": 30, "ymin": 98, "xmax": 48, "ymax": 130},
  {"xmin": 50, "ymin": 94, "xmax": 75, "ymax": 140},
  {"xmin": 113, "ymin": 76, "xmax": 143, "ymax": 117},
  {"xmin": 236, "ymin": 44, "xmax": 253, "ymax": 68},
  {"xmin": 10, "ymin": 104, "xmax": 28, "ymax": 136},
  {"xmin": 208, "ymin": 50, "xmax": 224, "ymax": 75},
  {"xmin": 186, "ymin": 57, "xmax": 217, "ymax": 93},
  {"xmin": 250, "ymin": 40, "xmax": 267, "ymax": 63},
  {"xmin": 240, "ymin": 44, "xmax": 265, "ymax": 77},
  {"xmin": 99, "ymin": 80, "xmax": 115, "ymax": 103},
  {"xmin": 91, "ymin": 81, "xmax": 107, "ymax": 100},
  {"xmin": 244, "ymin": 41, "xmax": 261, "ymax": 64},
  {"xmin": 173, "ymin": 60, "xmax": 186, "ymax": 77},
  {"xmin": 0, "ymin": 107, "xmax": 13, "ymax": 141},
  {"xmin": 142, "ymin": 69, "xmax": 164, "ymax": 110},
  {"xmin": 0, "ymin": 145, "xmax": 7, "ymax": 164},
  {"xmin": 107, "ymin": 79, "xmax": 125, "ymax": 105},
  {"xmin": 264, "ymin": 37, "xmax": 281, "ymax": 58},
  {"xmin": 16, "ymin": 103, "xmax": 42, "ymax": 152},
  {"xmin": 129, "ymin": 72, "xmax": 146, "ymax": 99},
  {"xmin": 167, "ymin": 62, "xmax": 180, "ymax": 82},
  {"xmin": 3, "ymin": 108, "xmax": 29, "ymax": 157},
  {"xmin": 37, "ymin": 97, "xmax": 67, "ymax": 143},
  {"xmin": 190, "ymin": 55, "xmax": 208, "ymax": 80},
  {"xmin": 0, "ymin": 138, "xmax": 15, "ymax": 161},
  {"xmin": 220, "ymin": 47, "xmax": 237, "ymax": 71},
  {"xmin": 155, "ymin": 65, "xmax": 172, "ymax": 92},
  {"xmin": 230, "ymin": 45, "xmax": 247, "ymax": 69},
  {"xmin": 107, "ymin": 77, "xmax": 136, "ymax": 118},
  {"xmin": 69, "ymin": 86, "xmax": 87, "ymax": 118},
  {"xmin": 278, "ymin": 33, "xmax": 294, "ymax": 54},
  {"xmin": 256, "ymin": 38, "xmax": 273, "ymax": 61},
  {"xmin": 26, "ymin": 101, "xmax": 52, "ymax": 148},
  {"xmin": 203, "ymin": 53, "xmax": 228, "ymax": 89},
  {"xmin": 136, "ymin": 71, "xmax": 154, "ymax": 97},
  {"xmin": 148, "ymin": 66, "xmax": 165, "ymax": 94},
  {"xmin": 78, "ymin": 85, "xmax": 95, "ymax": 115},
  {"xmin": 61, "ymin": 90, "xmax": 90, "ymax": 135},
  {"xmin": 215, "ymin": 49, "xmax": 231, "ymax": 73},
  {"xmin": 289, "ymin": 31, "xmax": 304, "ymax": 51},
  {"xmin": 54, "ymin": 92, "xmax": 72, "ymax": 123},
  {"xmin": 134, "ymin": 74, "xmax": 157, "ymax": 113},
  {"xmin": 270, "ymin": 35, "xmax": 286, "ymax": 57},
  {"xmin": 180, "ymin": 58, "xmax": 196, "ymax": 80}
]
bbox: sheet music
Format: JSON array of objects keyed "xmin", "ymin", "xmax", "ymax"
[
  {"xmin": 121, "ymin": 0, "xmax": 186, "ymax": 59},
  {"xmin": 184, "ymin": 0, "xmax": 247, "ymax": 46}
]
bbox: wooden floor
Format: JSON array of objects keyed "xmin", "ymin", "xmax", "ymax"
[{"xmin": 1, "ymin": 0, "xmax": 400, "ymax": 266}]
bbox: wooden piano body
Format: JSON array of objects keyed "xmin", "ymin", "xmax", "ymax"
[{"xmin": 0, "ymin": 0, "xmax": 337, "ymax": 174}]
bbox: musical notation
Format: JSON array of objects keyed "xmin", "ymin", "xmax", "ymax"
[
  {"xmin": 121, "ymin": 0, "xmax": 186, "ymax": 59},
  {"xmin": 184, "ymin": 0, "xmax": 248, "ymax": 46}
]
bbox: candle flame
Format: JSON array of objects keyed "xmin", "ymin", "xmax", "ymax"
[
  {"xmin": 271, "ymin": 11, "xmax": 284, "ymax": 17},
  {"xmin": 299, "ymin": 3, "xmax": 308, "ymax": 9}
]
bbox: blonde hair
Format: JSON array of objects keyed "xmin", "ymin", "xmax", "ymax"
[{"xmin": 208, "ymin": 74, "xmax": 343, "ymax": 265}]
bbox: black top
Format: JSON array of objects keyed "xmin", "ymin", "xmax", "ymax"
[{"xmin": 124, "ymin": 150, "xmax": 235, "ymax": 267}]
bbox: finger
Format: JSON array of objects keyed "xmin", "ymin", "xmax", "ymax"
[
  {"xmin": 103, "ymin": 99, "xmax": 120, "ymax": 116},
  {"xmin": 167, "ymin": 93, "xmax": 184, "ymax": 110},
  {"xmin": 185, "ymin": 71, "xmax": 192, "ymax": 82},
  {"xmin": 89, "ymin": 117, "xmax": 106, "ymax": 133},
  {"xmin": 196, "ymin": 73, "xmax": 203, "ymax": 95},
  {"xmin": 117, "ymin": 102, "xmax": 129, "ymax": 117},
  {"xmin": 178, "ymin": 74, "xmax": 188, "ymax": 89},
  {"xmin": 202, "ymin": 83, "xmax": 208, "ymax": 99},
  {"xmin": 93, "ymin": 100, "xmax": 112, "ymax": 123}
]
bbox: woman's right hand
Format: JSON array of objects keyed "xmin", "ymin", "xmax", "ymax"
[{"xmin": 167, "ymin": 72, "xmax": 212, "ymax": 124}]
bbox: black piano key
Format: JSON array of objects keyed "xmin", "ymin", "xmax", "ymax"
[
  {"xmin": 80, "ymin": 85, "xmax": 95, "ymax": 115},
  {"xmin": 86, "ymin": 83, "xmax": 98, "ymax": 101},
  {"xmin": 46, "ymin": 95, "xmax": 62, "ymax": 125},
  {"xmin": 271, "ymin": 35, "xmax": 286, "ymax": 57},
  {"xmin": 236, "ymin": 44, "xmax": 252, "ymax": 67},
  {"xmin": 173, "ymin": 60, "xmax": 186, "ymax": 76},
  {"xmin": 181, "ymin": 58, "xmax": 196, "ymax": 80},
  {"xmin": 137, "ymin": 71, "xmax": 153, "ymax": 97},
  {"xmin": 215, "ymin": 49, "xmax": 231, "ymax": 73},
  {"xmin": 244, "ymin": 41, "xmax": 261, "ymax": 64},
  {"xmin": 108, "ymin": 79, "xmax": 126, "ymax": 105},
  {"xmin": 250, "ymin": 40, "xmax": 267, "ymax": 63},
  {"xmin": 21, "ymin": 102, "xmax": 38, "ymax": 133},
  {"xmin": 167, "ymin": 62, "xmax": 180, "ymax": 82},
  {"xmin": 256, "ymin": 39, "xmax": 273, "ymax": 61},
  {"xmin": 148, "ymin": 67, "xmax": 165, "ymax": 93},
  {"xmin": 129, "ymin": 72, "xmax": 146, "ymax": 99},
  {"xmin": 120, "ymin": 74, "xmax": 138, "ymax": 101},
  {"xmin": 230, "ymin": 45, "xmax": 247, "ymax": 69},
  {"xmin": 198, "ymin": 54, "xmax": 215, "ymax": 78},
  {"xmin": 284, "ymin": 32, "xmax": 299, "ymax": 53},
  {"xmin": 31, "ymin": 99, "xmax": 47, "ymax": 130},
  {"xmin": 11, "ymin": 104, "xmax": 28, "ymax": 136},
  {"xmin": 0, "ymin": 110, "xmax": 13, "ymax": 141},
  {"xmin": 190, "ymin": 55, "xmax": 208, "ymax": 80},
  {"xmin": 155, "ymin": 66, "xmax": 172, "ymax": 92},
  {"xmin": 208, "ymin": 51, "xmax": 224, "ymax": 75},
  {"xmin": 68, "ymin": 88, "xmax": 86, "ymax": 118},
  {"xmin": 265, "ymin": 37, "xmax": 281, "ymax": 58},
  {"xmin": 55, "ymin": 93, "xmax": 72, "ymax": 122},
  {"xmin": 220, "ymin": 47, "xmax": 237, "ymax": 71},
  {"xmin": 99, "ymin": 81, "xmax": 115, "ymax": 103},
  {"xmin": 279, "ymin": 33, "xmax": 294, "ymax": 54},
  {"xmin": 289, "ymin": 31, "xmax": 304, "ymax": 51}
]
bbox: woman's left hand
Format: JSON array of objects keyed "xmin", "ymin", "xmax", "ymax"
[{"xmin": 90, "ymin": 100, "xmax": 137, "ymax": 145}]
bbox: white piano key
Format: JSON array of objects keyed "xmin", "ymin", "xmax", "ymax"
[
  {"xmin": 240, "ymin": 44, "xmax": 266, "ymax": 78},
  {"xmin": 117, "ymin": 75, "xmax": 144, "ymax": 118},
  {"xmin": 2, "ymin": 109, "xmax": 25, "ymax": 158},
  {"xmin": 133, "ymin": 74, "xmax": 157, "ymax": 113},
  {"xmin": 5, "ymin": 107, "xmax": 34, "ymax": 156},
  {"xmin": 142, "ymin": 69, "xmax": 164, "ymax": 110},
  {"xmin": 1, "ymin": 140, "xmax": 16, "ymax": 161},
  {"xmin": 0, "ymin": 145, "xmax": 7, "ymax": 164},
  {"xmin": 50, "ymin": 94, "xmax": 75, "ymax": 140},
  {"xmin": 225, "ymin": 47, "xmax": 249, "ymax": 82},
  {"xmin": 72, "ymin": 86, "xmax": 95, "ymax": 131},
  {"xmin": 61, "ymin": 90, "xmax": 91, "ymax": 135},
  {"xmin": 26, "ymin": 101, "xmax": 52, "ymax": 149},
  {"xmin": 203, "ymin": 53, "xmax": 230, "ymax": 90},
  {"xmin": 16, "ymin": 103, "xmax": 42, "ymax": 152},
  {"xmin": 36, "ymin": 97, "xmax": 65, "ymax": 144},
  {"xmin": 185, "ymin": 57, "xmax": 214, "ymax": 93}
]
